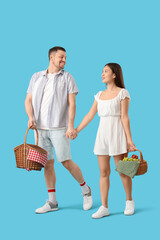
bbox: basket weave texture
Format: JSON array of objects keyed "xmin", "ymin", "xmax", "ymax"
[
  {"xmin": 134, "ymin": 149, "xmax": 148, "ymax": 175},
  {"xmin": 14, "ymin": 127, "xmax": 47, "ymax": 171}
]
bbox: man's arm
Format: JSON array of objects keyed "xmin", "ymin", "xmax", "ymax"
[
  {"xmin": 25, "ymin": 93, "xmax": 36, "ymax": 129},
  {"xmin": 66, "ymin": 93, "xmax": 77, "ymax": 139}
]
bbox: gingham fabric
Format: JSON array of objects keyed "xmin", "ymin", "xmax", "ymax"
[
  {"xmin": 27, "ymin": 148, "xmax": 47, "ymax": 167},
  {"xmin": 115, "ymin": 160, "xmax": 140, "ymax": 178}
]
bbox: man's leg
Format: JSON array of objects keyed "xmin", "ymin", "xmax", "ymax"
[
  {"xmin": 35, "ymin": 159, "xmax": 58, "ymax": 214},
  {"xmin": 44, "ymin": 159, "xmax": 57, "ymax": 203},
  {"xmin": 62, "ymin": 159, "xmax": 93, "ymax": 210},
  {"xmin": 62, "ymin": 159, "xmax": 84, "ymax": 184},
  {"xmin": 44, "ymin": 159, "xmax": 56, "ymax": 189},
  {"xmin": 35, "ymin": 130, "xmax": 58, "ymax": 214},
  {"xmin": 51, "ymin": 128, "xmax": 93, "ymax": 210}
]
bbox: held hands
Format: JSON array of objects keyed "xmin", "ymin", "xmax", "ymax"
[{"xmin": 65, "ymin": 127, "xmax": 78, "ymax": 140}]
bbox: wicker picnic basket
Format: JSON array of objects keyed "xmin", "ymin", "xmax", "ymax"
[
  {"xmin": 135, "ymin": 149, "xmax": 148, "ymax": 175},
  {"xmin": 124, "ymin": 149, "xmax": 148, "ymax": 176},
  {"xmin": 14, "ymin": 127, "xmax": 47, "ymax": 171}
]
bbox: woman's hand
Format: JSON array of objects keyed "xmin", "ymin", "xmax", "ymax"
[
  {"xmin": 71, "ymin": 129, "xmax": 78, "ymax": 140},
  {"xmin": 68, "ymin": 128, "xmax": 78, "ymax": 140},
  {"xmin": 127, "ymin": 139, "xmax": 136, "ymax": 152},
  {"xmin": 66, "ymin": 127, "xmax": 77, "ymax": 140}
]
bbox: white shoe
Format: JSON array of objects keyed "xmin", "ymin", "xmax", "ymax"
[
  {"xmin": 124, "ymin": 200, "xmax": 135, "ymax": 215},
  {"xmin": 83, "ymin": 187, "xmax": 93, "ymax": 210},
  {"xmin": 35, "ymin": 201, "xmax": 58, "ymax": 214},
  {"xmin": 92, "ymin": 206, "xmax": 109, "ymax": 219}
]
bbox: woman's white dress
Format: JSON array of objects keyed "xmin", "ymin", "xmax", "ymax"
[{"xmin": 93, "ymin": 88, "xmax": 131, "ymax": 156}]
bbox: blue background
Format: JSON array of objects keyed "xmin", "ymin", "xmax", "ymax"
[{"xmin": 0, "ymin": 0, "xmax": 159, "ymax": 239}]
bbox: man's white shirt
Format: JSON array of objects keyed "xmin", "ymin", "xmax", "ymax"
[
  {"xmin": 37, "ymin": 73, "xmax": 63, "ymax": 129},
  {"xmin": 27, "ymin": 69, "xmax": 79, "ymax": 128}
]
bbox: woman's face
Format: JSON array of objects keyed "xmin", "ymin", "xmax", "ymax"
[{"xmin": 101, "ymin": 65, "xmax": 116, "ymax": 84}]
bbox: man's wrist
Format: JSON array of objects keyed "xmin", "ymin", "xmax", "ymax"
[
  {"xmin": 29, "ymin": 118, "xmax": 34, "ymax": 123},
  {"xmin": 68, "ymin": 123, "xmax": 74, "ymax": 129}
]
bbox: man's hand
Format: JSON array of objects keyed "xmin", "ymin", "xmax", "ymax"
[
  {"xmin": 28, "ymin": 118, "xmax": 36, "ymax": 129},
  {"xmin": 66, "ymin": 127, "xmax": 77, "ymax": 140}
]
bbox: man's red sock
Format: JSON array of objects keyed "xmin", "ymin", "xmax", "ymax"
[
  {"xmin": 48, "ymin": 188, "xmax": 56, "ymax": 203},
  {"xmin": 80, "ymin": 181, "xmax": 90, "ymax": 194}
]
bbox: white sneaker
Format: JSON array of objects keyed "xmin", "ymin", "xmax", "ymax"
[
  {"xmin": 83, "ymin": 187, "xmax": 93, "ymax": 210},
  {"xmin": 35, "ymin": 201, "xmax": 58, "ymax": 214},
  {"xmin": 124, "ymin": 200, "xmax": 135, "ymax": 215},
  {"xmin": 92, "ymin": 205, "xmax": 109, "ymax": 219}
]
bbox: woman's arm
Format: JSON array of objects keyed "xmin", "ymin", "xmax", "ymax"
[
  {"xmin": 121, "ymin": 98, "xmax": 136, "ymax": 151},
  {"xmin": 76, "ymin": 100, "xmax": 97, "ymax": 133}
]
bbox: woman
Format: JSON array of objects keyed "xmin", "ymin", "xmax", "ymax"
[{"xmin": 75, "ymin": 63, "xmax": 136, "ymax": 219}]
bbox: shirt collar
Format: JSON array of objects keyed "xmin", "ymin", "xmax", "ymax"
[{"xmin": 43, "ymin": 69, "xmax": 64, "ymax": 76}]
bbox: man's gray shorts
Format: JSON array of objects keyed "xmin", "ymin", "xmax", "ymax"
[{"xmin": 34, "ymin": 128, "xmax": 71, "ymax": 162}]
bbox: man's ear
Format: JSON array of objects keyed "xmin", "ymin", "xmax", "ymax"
[
  {"xmin": 50, "ymin": 52, "xmax": 56, "ymax": 61},
  {"xmin": 50, "ymin": 54, "xmax": 53, "ymax": 61}
]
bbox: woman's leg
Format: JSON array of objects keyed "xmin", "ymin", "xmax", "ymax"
[
  {"xmin": 113, "ymin": 154, "xmax": 132, "ymax": 200},
  {"xmin": 97, "ymin": 155, "xmax": 111, "ymax": 208}
]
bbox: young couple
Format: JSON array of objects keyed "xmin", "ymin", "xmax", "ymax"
[{"xmin": 25, "ymin": 46, "xmax": 136, "ymax": 219}]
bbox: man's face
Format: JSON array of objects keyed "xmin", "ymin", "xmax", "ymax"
[{"xmin": 50, "ymin": 50, "xmax": 66, "ymax": 69}]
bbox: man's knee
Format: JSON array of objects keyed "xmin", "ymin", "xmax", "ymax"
[
  {"xmin": 62, "ymin": 159, "xmax": 72, "ymax": 170},
  {"xmin": 45, "ymin": 159, "xmax": 54, "ymax": 170}
]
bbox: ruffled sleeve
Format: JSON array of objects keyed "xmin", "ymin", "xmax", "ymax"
[
  {"xmin": 120, "ymin": 89, "xmax": 131, "ymax": 101},
  {"xmin": 94, "ymin": 91, "xmax": 102, "ymax": 102}
]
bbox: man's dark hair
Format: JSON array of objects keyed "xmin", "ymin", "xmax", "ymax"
[{"xmin": 48, "ymin": 46, "xmax": 66, "ymax": 59}]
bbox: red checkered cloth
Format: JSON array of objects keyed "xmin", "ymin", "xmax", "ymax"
[{"xmin": 27, "ymin": 148, "xmax": 47, "ymax": 167}]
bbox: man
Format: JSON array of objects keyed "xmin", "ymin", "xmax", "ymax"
[{"xmin": 25, "ymin": 46, "xmax": 93, "ymax": 214}]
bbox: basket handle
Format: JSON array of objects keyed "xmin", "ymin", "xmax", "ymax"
[
  {"xmin": 125, "ymin": 149, "xmax": 144, "ymax": 163},
  {"xmin": 24, "ymin": 127, "xmax": 39, "ymax": 145}
]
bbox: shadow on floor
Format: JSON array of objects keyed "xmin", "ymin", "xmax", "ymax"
[
  {"xmin": 59, "ymin": 200, "xmax": 101, "ymax": 211},
  {"xmin": 109, "ymin": 206, "xmax": 154, "ymax": 216}
]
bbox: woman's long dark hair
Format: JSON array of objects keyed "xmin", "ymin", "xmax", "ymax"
[{"xmin": 105, "ymin": 63, "xmax": 125, "ymax": 88}]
